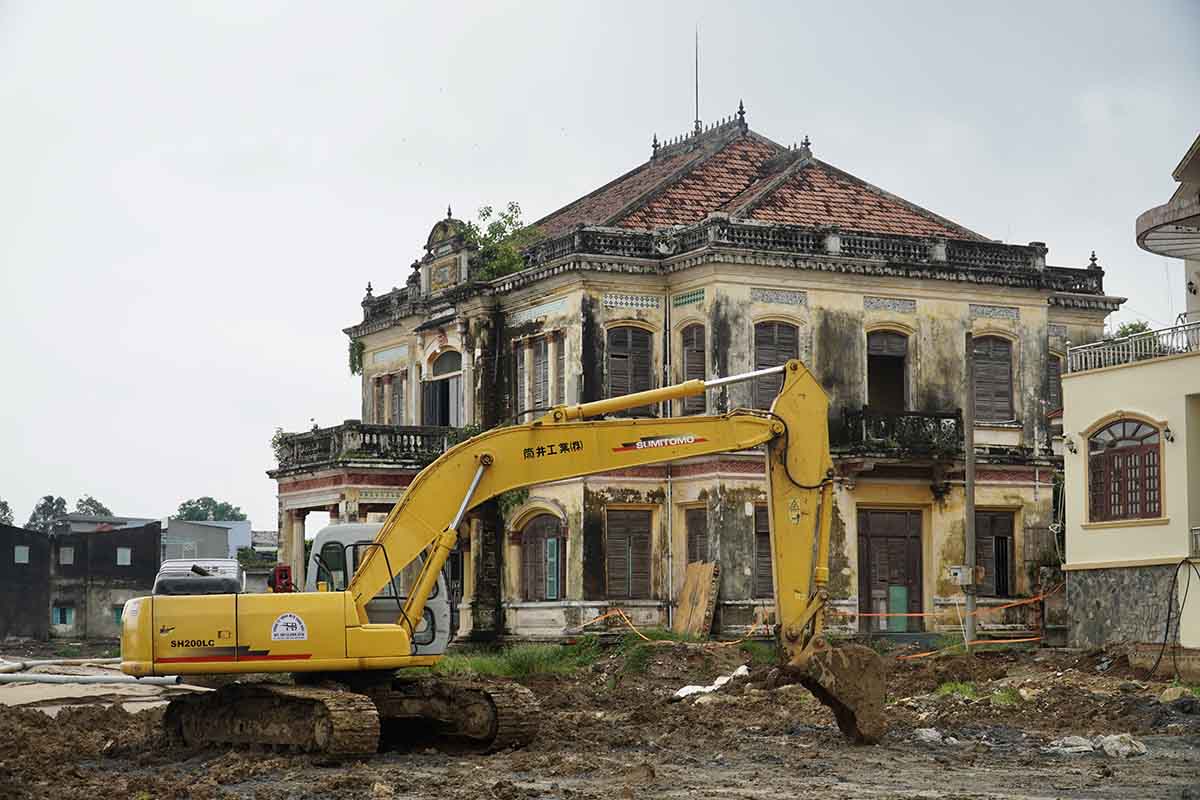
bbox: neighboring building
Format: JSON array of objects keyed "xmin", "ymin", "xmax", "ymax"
[
  {"xmin": 251, "ymin": 529, "xmax": 279, "ymax": 557},
  {"xmin": 1066, "ymin": 134, "xmax": 1200, "ymax": 666},
  {"xmin": 273, "ymin": 107, "xmax": 1120, "ymax": 640},
  {"xmin": 160, "ymin": 519, "xmax": 251, "ymax": 560},
  {"xmin": 0, "ymin": 524, "xmax": 50, "ymax": 640},
  {"xmin": 48, "ymin": 521, "xmax": 161, "ymax": 639}
]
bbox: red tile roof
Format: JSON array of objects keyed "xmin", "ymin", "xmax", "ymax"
[{"xmin": 533, "ymin": 126, "xmax": 986, "ymax": 241}]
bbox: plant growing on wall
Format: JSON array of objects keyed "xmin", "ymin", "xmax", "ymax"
[
  {"xmin": 462, "ymin": 201, "xmax": 544, "ymax": 280},
  {"xmin": 349, "ymin": 340, "xmax": 366, "ymax": 375},
  {"xmin": 271, "ymin": 427, "xmax": 290, "ymax": 464}
]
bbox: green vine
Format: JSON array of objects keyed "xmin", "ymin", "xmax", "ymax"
[
  {"xmin": 497, "ymin": 488, "xmax": 530, "ymax": 521},
  {"xmin": 270, "ymin": 426, "xmax": 289, "ymax": 463},
  {"xmin": 349, "ymin": 340, "xmax": 366, "ymax": 375}
]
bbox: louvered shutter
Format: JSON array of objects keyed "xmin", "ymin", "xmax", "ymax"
[
  {"xmin": 521, "ymin": 527, "xmax": 538, "ymax": 601},
  {"xmin": 974, "ymin": 512, "xmax": 997, "ymax": 596},
  {"xmin": 685, "ymin": 507, "xmax": 707, "ymax": 563},
  {"xmin": 533, "ymin": 338, "xmax": 549, "ymax": 410},
  {"xmin": 421, "ymin": 380, "xmax": 438, "ymax": 426},
  {"xmin": 682, "ymin": 324, "xmax": 706, "ymax": 415},
  {"xmin": 514, "ymin": 344, "xmax": 526, "ymax": 420},
  {"xmin": 754, "ymin": 322, "xmax": 798, "ymax": 409},
  {"xmin": 868, "ymin": 331, "xmax": 907, "ymax": 357},
  {"xmin": 605, "ymin": 512, "xmax": 630, "ymax": 599},
  {"xmin": 973, "ymin": 337, "xmax": 1013, "ymax": 422},
  {"xmin": 606, "ymin": 329, "xmax": 631, "ymax": 399},
  {"xmin": 1046, "ymin": 356, "xmax": 1063, "ymax": 411},
  {"xmin": 629, "ymin": 512, "xmax": 652, "ymax": 599},
  {"xmin": 754, "ymin": 507, "xmax": 774, "ymax": 598},
  {"xmin": 391, "ymin": 373, "xmax": 405, "ymax": 425},
  {"xmin": 556, "ymin": 334, "xmax": 566, "ymax": 404}
]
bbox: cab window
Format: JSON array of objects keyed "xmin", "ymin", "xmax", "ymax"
[
  {"xmin": 350, "ymin": 541, "xmax": 436, "ymax": 599},
  {"xmin": 319, "ymin": 541, "xmax": 348, "ymax": 590}
]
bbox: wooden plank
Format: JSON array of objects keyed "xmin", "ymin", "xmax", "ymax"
[{"xmin": 673, "ymin": 561, "xmax": 720, "ymax": 638}]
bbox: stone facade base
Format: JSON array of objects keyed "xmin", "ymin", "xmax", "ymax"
[
  {"xmin": 1129, "ymin": 644, "xmax": 1200, "ymax": 682},
  {"xmin": 1068, "ymin": 564, "xmax": 1177, "ymax": 650}
]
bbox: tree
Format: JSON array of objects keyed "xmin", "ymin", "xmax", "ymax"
[
  {"xmin": 74, "ymin": 495, "xmax": 112, "ymax": 516},
  {"xmin": 462, "ymin": 202, "xmax": 544, "ymax": 280},
  {"xmin": 176, "ymin": 497, "xmax": 247, "ymax": 522},
  {"xmin": 25, "ymin": 495, "xmax": 68, "ymax": 533},
  {"xmin": 0, "ymin": 500, "xmax": 12, "ymax": 527},
  {"xmin": 1115, "ymin": 320, "xmax": 1151, "ymax": 338}
]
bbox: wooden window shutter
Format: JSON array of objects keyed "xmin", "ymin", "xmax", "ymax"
[
  {"xmin": 974, "ymin": 512, "xmax": 996, "ymax": 596},
  {"xmin": 682, "ymin": 324, "xmax": 706, "ymax": 415},
  {"xmin": 754, "ymin": 322, "xmax": 799, "ymax": 409},
  {"xmin": 521, "ymin": 526, "xmax": 538, "ymax": 601},
  {"xmin": 685, "ymin": 507, "xmax": 707, "ymax": 563},
  {"xmin": 1046, "ymin": 356, "xmax": 1062, "ymax": 411},
  {"xmin": 605, "ymin": 511, "xmax": 630, "ymax": 599},
  {"xmin": 421, "ymin": 380, "xmax": 438, "ymax": 426},
  {"xmin": 533, "ymin": 338, "xmax": 549, "ymax": 410},
  {"xmin": 391, "ymin": 374, "xmax": 404, "ymax": 425},
  {"xmin": 514, "ymin": 344, "xmax": 526, "ymax": 420},
  {"xmin": 606, "ymin": 328, "xmax": 631, "ymax": 399},
  {"xmin": 629, "ymin": 511, "xmax": 652, "ymax": 600},
  {"xmin": 973, "ymin": 337, "xmax": 1014, "ymax": 422},
  {"xmin": 867, "ymin": 331, "xmax": 907, "ymax": 357},
  {"xmin": 374, "ymin": 380, "xmax": 385, "ymax": 424},
  {"xmin": 754, "ymin": 507, "xmax": 773, "ymax": 598},
  {"xmin": 556, "ymin": 333, "xmax": 566, "ymax": 404}
]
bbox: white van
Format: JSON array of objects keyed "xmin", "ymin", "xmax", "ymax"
[{"xmin": 304, "ymin": 522, "xmax": 452, "ymax": 657}]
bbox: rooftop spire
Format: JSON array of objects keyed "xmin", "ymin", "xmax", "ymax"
[{"xmin": 693, "ymin": 25, "xmax": 701, "ymax": 136}]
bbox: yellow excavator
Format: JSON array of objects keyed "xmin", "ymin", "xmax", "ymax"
[{"xmin": 120, "ymin": 359, "xmax": 886, "ymax": 754}]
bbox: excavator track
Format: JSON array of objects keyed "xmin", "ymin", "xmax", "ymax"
[
  {"xmin": 164, "ymin": 684, "xmax": 380, "ymax": 757},
  {"xmin": 365, "ymin": 677, "xmax": 540, "ymax": 752}
]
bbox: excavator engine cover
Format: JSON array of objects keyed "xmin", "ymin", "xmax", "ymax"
[{"xmin": 792, "ymin": 644, "xmax": 887, "ymax": 744}]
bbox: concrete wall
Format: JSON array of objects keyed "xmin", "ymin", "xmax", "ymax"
[
  {"xmin": 47, "ymin": 522, "xmax": 160, "ymax": 639},
  {"xmin": 1062, "ymin": 349, "xmax": 1200, "ymax": 647}
]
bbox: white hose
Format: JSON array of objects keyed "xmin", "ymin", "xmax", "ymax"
[
  {"xmin": 0, "ymin": 656, "xmax": 122, "ymax": 674},
  {"xmin": 0, "ymin": 673, "xmax": 181, "ymax": 685}
]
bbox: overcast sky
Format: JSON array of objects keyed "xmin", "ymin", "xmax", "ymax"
[{"xmin": 1, "ymin": 2, "xmax": 1197, "ymax": 533}]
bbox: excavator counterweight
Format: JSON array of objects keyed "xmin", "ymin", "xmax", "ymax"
[{"xmin": 122, "ymin": 360, "xmax": 886, "ymax": 753}]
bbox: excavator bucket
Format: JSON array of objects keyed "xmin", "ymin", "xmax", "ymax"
[{"xmin": 794, "ymin": 644, "xmax": 887, "ymax": 744}]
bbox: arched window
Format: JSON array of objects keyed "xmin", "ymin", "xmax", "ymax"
[
  {"xmin": 606, "ymin": 326, "xmax": 654, "ymax": 415},
  {"xmin": 422, "ymin": 350, "xmax": 463, "ymax": 427},
  {"xmin": 681, "ymin": 324, "xmax": 706, "ymax": 415},
  {"xmin": 973, "ymin": 336, "xmax": 1014, "ymax": 422},
  {"xmin": 521, "ymin": 514, "xmax": 566, "ymax": 601},
  {"xmin": 867, "ymin": 331, "xmax": 908, "ymax": 412},
  {"xmin": 1088, "ymin": 419, "xmax": 1162, "ymax": 521},
  {"xmin": 753, "ymin": 322, "xmax": 799, "ymax": 409}
]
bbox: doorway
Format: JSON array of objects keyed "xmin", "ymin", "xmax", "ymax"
[
  {"xmin": 857, "ymin": 509, "xmax": 923, "ymax": 633},
  {"xmin": 867, "ymin": 331, "xmax": 908, "ymax": 412}
]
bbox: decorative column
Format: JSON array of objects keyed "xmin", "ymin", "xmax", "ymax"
[
  {"xmin": 458, "ymin": 319, "xmax": 474, "ymax": 425},
  {"xmin": 287, "ymin": 510, "xmax": 308, "ymax": 587},
  {"xmin": 382, "ymin": 374, "xmax": 393, "ymax": 424}
]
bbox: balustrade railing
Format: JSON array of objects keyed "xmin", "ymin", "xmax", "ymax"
[
  {"xmin": 274, "ymin": 421, "xmax": 452, "ymax": 471},
  {"xmin": 838, "ymin": 407, "xmax": 963, "ymax": 456},
  {"xmin": 1067, "ymin": 321, "xmax": 1200, "ymax": 373}
]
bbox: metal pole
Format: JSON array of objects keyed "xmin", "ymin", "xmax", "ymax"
[{"xmin": 963, "ymin": 332, "xmax": 977, "ymax": 648}]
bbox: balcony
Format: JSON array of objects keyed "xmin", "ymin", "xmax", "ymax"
[
  {"xmin": 1067, "ymin": 321, "xmax": 1200, "ymax": 374},
  {"xmin": 836, "ymin": 407, "xmax": 964, "ymax": 458},
  {"xmin": 270, "ymin": 420, "xmax": 453, "ymax": 477}
]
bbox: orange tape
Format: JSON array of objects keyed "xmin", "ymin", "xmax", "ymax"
[{"xmin": 828, "ymin": 584, "xmax": 1063, "ymax": 620}]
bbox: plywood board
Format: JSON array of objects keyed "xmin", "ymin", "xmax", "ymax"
[{"xmin": 673, "ymin": 561, "xmax": 720, "ymax": 638}]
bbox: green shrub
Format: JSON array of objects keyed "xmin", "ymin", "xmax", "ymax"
[
  {"xmin": 738, "ymin": 640, "xmax": 779, "ymax": 667},
  {"xmin": 990, "ymin": 686, "xmax": 1021, "ymax": 706}
]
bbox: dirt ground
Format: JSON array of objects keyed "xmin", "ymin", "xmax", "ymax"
[{"xmin": 4, "ymin": 643, "xmax": 1200, "ymax": 800}]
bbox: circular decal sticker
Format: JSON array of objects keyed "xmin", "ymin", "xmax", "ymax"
[{"xmin": 271, "ymin": 612, "xmax": 308, "ymax": 641}]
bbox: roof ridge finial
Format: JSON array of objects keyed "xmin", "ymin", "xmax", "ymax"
[
  {"xmin": 1089, "ymin": 250, "xmax": 1099, "ymax": 268},
  {"xmin": 737, "ymin": 99, "xmax": 746, "ymax": 126},
  {"xmin": 446, "ymin": 204, "xmax": 452, "ymax": 219},
  {"xmin": 652, "ymin": 132, "xmax": 660, "ymax": 158}
]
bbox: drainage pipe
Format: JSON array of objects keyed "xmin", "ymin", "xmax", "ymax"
[
  {"xmin": 0, "ymin": 657, "xmax": 122, "ymax": 673},
  {"xmin": 0, "ymin": 673, "xmax": 181, "ymax": 686}
]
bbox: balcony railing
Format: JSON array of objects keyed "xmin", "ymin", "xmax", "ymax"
[
  {"xmin": 1067, "ymin": 320, "xmax": 1200, "ymax": 373},
  {"xmin": 272, "ymin": 421, "xmax": 452, "ymax": 473},
  {"xmin": 837, "ymin": 407, "xmax": 964, "ymax": 456}
]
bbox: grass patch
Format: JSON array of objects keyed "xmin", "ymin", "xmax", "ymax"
[
  {"xmin": 431, "ymin": 636, "xmax": 602, "ymax": 679},
  {"xmin": 54, "ymin": 644, "xmax": 82, "ymax": 658},
  {"xmin": 621, "ymin": 643, "xmax": 652, "ymax": 675},
  {"xmin": 738, "ymin": 640, "xmax": 779, "ymax": 668},
  {"xmin": 934, "ymin": 681, "xmax": 977, "ymax": 699},
  {"xmin": 990, "ymin": 686, "xmax": 1021, "ymax": 706}
]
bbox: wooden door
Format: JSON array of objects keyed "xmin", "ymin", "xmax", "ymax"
[{"xmin": 857, "ymin": 510, "xmax": 923, "ymax": 633}]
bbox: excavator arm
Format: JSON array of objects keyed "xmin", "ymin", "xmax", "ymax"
[{"xmin": 349, "ymin": 362, "xmax": 829, "ymax": 653}]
